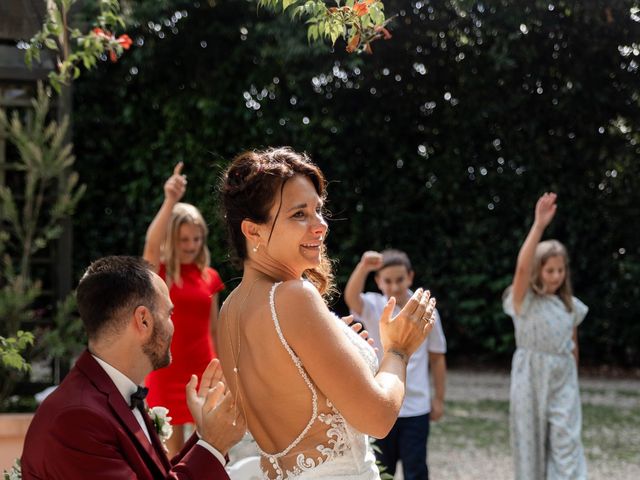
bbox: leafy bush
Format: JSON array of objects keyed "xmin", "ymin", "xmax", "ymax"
[
  {"xmin": 0, "ymin": 85, "xmax": 85, "ymax": 409},
  {"xmin": 72, "ymin": 0, "xmax": 640, "ymax": 366}
]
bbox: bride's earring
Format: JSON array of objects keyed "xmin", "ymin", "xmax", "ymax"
[{"xmin": 252, "ymin": 244, "xmax": 260, "ymax": 253}]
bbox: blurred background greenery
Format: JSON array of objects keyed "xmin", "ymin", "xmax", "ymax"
[{"xmin": 70, "ymin": 0, "xmax": 640, "ymax": 367}]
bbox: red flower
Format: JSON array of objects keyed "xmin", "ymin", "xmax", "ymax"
[
  {"xmin": 117, "ymin": 34, "xmax": 132, "ymax": 50},
  {"xmin": 346, "ymin": 33, "xmax": 361, "ymax": 53},
  {"xmin": 375, "ymin": 26, "xmax": 392, "ymax": 40},
  {"xmin": 92, "ymin": 27, "xmax": 111, "ymax": 39},
  {"xmin": 92, "ymin": 28, "xmax": 132, "ymax": 63},
  {"xmin": 353, "ymin": 1, "xmax": 369, "ymax": 16}
]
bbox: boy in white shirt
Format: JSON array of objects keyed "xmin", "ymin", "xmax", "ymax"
[{"xmin": 345, "ymin": 249, "xmax": 446, "ymax": 480}]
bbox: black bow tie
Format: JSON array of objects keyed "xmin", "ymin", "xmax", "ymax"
[{"xmin": 130, "ymin": 386, "xmax": 149, "ymax": 411}]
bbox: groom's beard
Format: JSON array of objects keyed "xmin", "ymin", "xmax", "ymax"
[{"xmin": 143, "ymin": 321, "xmax": 172, "ymax": 370}]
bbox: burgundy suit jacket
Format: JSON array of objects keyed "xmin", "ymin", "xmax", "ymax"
[{"xmin": 21, "ymin": 350, "xmax": 229, "ymax": 480}]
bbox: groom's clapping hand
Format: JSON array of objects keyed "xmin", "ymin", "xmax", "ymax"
[
  {"xmin": 186, "ymin": 358, "xmax": 224, "ymax": 428},
  {"xmin": 186, "ymin": 359, "xmax": 246, "ymax": 456}
]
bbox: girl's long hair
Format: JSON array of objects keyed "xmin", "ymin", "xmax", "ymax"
[
  {"xmin": 531, "ymin": 239, "xmax": 574, "ymax": 311},
  {"xmin": 162, "ymin": 202, "xmax": 210, "ymax": 287}
]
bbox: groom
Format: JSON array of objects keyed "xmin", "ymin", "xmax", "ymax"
[{"xmin": 21, "ymin": 256, "xmax": 246, "ymax": 479}]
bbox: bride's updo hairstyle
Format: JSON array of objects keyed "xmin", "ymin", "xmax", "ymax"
[{"xmin": 220, "ymin": 147, "xmax": 334, "ymax": 297}]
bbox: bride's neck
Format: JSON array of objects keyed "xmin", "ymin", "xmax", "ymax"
[{"xmin": 243, "ymin": 257, "xmax": 300, "ymax": 284}]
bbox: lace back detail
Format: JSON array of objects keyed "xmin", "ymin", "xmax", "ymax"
[
  {"xmin": 259, "ymin": 283, "xmax": 319, "ymax": 472},
  {"xmin": 257, "ymin": 282, "xmax": 378, "ymax": 480}
]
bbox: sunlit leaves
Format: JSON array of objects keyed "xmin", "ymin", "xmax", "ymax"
[
  {"xmin": 0, "ymin": 332, "xmax": 34, "ymax": 373},
  {"xmin": 259, "ymin": 0, "xmax": 390, "ymax": 53},
  {"xmin": 24, "ymin": 0, "xmax": 130, "ymax": 92}
]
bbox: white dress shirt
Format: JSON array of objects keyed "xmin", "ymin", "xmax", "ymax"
[{"xmin": 91, "ymin": 355, "xmax": 226, "ymax": 466}]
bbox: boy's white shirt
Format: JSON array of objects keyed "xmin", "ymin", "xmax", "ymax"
[{"xmin": 355, "ymin": 290, "xmax": 446, "ymax": 417}]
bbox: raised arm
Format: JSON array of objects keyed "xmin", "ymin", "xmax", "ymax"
[
  {"xmin": 512, "ymin": 192, "xmax": 557, "ymax": 314},
  {"xmin": 143, "ymin": 162, "xmax": 187, "ymax": 272},
  {"xmin": 279, "ymin": 281, "xmax": 435, "ymax": 439},
  {"xmin": 344, "ymin": 251, "xmax": 384, "ymax": 316}
]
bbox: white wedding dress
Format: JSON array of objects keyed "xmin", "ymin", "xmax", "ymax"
[{"xmin": 257, "ymin": 282, "xmax": 381, "ymax": 480}]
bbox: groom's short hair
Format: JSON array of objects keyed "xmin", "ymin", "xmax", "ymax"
[{"xmin": 76, "ymin": 256, "xmax": 157, "ymax": 339}]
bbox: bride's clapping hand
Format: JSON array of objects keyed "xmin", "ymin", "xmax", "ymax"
[
  {"xmin": 379, "ymin": 288, "xmax": 436, "ymax": 359},
  {"xmin": 341, "ymin": 314, "xmax": 377, "ymax": 350}
]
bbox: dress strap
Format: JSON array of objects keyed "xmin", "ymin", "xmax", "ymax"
[{"xmin": 258, "ymin": 282, "xmax": 319, "ymax": 460}]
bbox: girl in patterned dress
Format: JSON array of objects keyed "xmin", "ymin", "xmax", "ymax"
[{"xmin": 503, "ymin": 192, "xmax": 588, "ymax": 479}]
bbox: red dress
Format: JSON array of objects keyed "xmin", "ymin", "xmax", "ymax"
[{"xmin": 145, "ymin": 263, "xmax": 224, "ymax": 424}]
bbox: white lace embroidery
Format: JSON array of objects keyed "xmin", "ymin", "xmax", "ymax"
[
  {"xmin": 259, "ymin": 282, "xmax": 378, "ymax": 480},
  {"xmin": 281, "ymin": 400, "xmax": 350, "ymax": 479},
  {"xmin": 317, "ymin": 401, "xmax": 349, "ymax": 458}
]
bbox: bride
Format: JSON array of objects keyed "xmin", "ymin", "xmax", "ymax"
[{"xmin": 218, "ymin": 147, "xmax": 435, "ymax": 479}]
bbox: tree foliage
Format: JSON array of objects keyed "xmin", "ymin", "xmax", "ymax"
[
  {"xmin": 72, "ymin": 0, "xmax": 640, "ymax": 366},
  {"xmin": 0, "ymin": 332, "xmax": 34, "ymax": 373},
  {"xmin": 259, "ymin": 0, "xmax": 390, "ymax": 53},
  {"xmin": 25, "ymin": 0, "xmax": 130, "ymax": 91},
  {"xmin": 0, "ymin": 84, "xmax": 85, "ymax": 408}
]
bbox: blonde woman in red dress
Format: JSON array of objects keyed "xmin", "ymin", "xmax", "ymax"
[{"xmin": 144, "ymin": 162, "xmax": 225, "ymax": 457}]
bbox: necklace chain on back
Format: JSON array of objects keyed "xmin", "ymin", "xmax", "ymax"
[{"xmin": 225, "ymin": 277, "xmax": 261, "ymax": 425}]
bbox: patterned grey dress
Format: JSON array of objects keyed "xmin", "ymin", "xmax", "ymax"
[{"xmin": 503, "ymin": 288, "xmax": 588, "ymax": 480}]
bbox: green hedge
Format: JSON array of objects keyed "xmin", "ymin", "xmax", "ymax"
[{"xmin": 72, "ymin": 0, "xmax": 640, "ymax": 366}]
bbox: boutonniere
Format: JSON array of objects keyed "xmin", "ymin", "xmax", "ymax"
[
  {"xmin": 2, "ymin": 459, "xmax": 21, "ymax": 480},
  {"xmin": 148, "ymin": 406, "xmax": 173, "ymax": 450}
]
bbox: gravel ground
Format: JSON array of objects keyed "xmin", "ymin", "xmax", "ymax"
[
  {"xmin": 228, "ymin": 369, "xmax": 640, "ymax": 479},
  {"xmin": 428, "ymin": 369, "xmax": 640, "ymax": 480}
]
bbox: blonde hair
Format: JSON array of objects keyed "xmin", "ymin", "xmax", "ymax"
[
  {"xmin": 161, "ymin": 202, "xmax": 210, "ymax": 287},
  {"xmin": 531, "ymin": 239, "xmax": 574, "ymax": 311}
]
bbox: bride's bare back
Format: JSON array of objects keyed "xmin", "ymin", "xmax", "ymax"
[{"xmin": 219, "ymin": 279, "xmax": 380, "ymax": 478}]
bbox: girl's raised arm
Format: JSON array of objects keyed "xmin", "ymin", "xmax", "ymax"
[
  {"xmin": 512, "ymin": 192, "xmax": 557, "ymax": 314},
  {"xmin": 143, "ymin": 162, "xmax": 186, "ymax": 271}
]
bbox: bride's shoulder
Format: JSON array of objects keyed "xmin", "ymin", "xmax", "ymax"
[
  {"xmin": 272, "ymin": 280, "xmax": 330, "ymax": 329},
  {"xmin": 274, "ymin": 279, "xmax": 323, "ymax": 304}
]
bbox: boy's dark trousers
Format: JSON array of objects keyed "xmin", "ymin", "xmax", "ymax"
[{"xmin": 374, "ymin": 413, "xmax": 430, "ymax": 480}]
